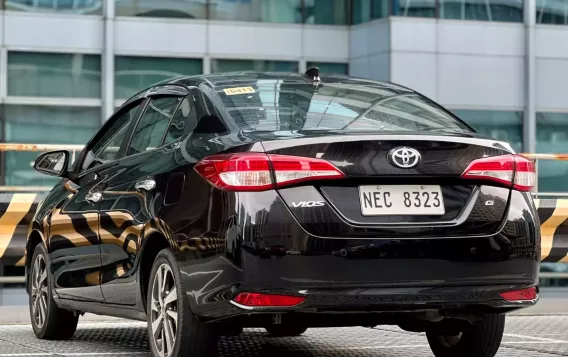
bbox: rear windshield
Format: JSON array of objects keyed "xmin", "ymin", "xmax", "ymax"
[{"xmin": 215, "ymin": 82, "xmax": 471, "ymax": 133}]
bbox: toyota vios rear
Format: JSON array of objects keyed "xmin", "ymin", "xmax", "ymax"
[
  {"xmin": 26, "ymin": 72, "xmax": 539, "ymax": 357},
  {"xmin": 192, "ymin": 139, "xmax": 539, "ymax": 357}
]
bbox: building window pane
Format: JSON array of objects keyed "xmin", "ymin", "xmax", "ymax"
[
  {"xmin": 304, "ymin": 0, "xmax": 348, "ymax": 25},
  {"xmin": 116, "ymin": 0, "xmax": 206, "ymax": 18},
  {"xmin": 440, "ymin": 0, "xmax": 523, "ymax": 21},
  {"xmin": 4, "ymin": 105, "xmax": 100, "ymax": 187},
  {"xmin": 452, "ymin": 110, "xmax": 523, "ymax": 152},
  {"xmin": 115, "ymin": 56, "xmax": 203, "ymax": 99},
  {"xmin": 393, "ymin": 0, "xmax": 436, "ymax": 17},
  {"xmin": 210, "ymin": 0, "xmax": 302, "ymax": 23},
  {"xmin": 352, "ymin": 0, "xmax": 371, "ymax": 24},
  {"xmin": 8, "ymin": 52, "xmax": 101, "ymax": 98},
  {"xmin": 5, "ymin": 0, "xmax": 102, "ymax": 14},
  {"xmin": 372, "ymin": 0, "xmax": 390, "ymax": 19},
  {"xmin": 537, "ymin": 112, "xmax": 568, "ymax": 193},
  {"xmin": 537, "ymin": 0, "xmax": 568, "ymax": 24},
  {"xmin": 352, "ymin": 0, "xmax": 388, "ymax": 23},
  {"xmin": 211, "ymin": 59, "xmax": 299, "ymax": 73},
  {"xmin": 307, "ymin": 62, "xmax": 349, "ymax": 75}
]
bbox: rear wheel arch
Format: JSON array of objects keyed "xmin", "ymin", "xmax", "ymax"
[
  {"xmin": 139, "ymin": 232, "xmax": 171, "ymax": 313},
  {"xmin": 26, "ymin": 230, "xmax": 45, "ymax": 293}
]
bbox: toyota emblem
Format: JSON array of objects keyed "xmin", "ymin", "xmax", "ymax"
[{"xmin": 388, "ymin": 147, "xmax": 421, "ymax": 168}]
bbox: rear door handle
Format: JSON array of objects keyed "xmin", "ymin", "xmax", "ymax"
[
  {"xmin": 135, "ymin": 179, "xmax": 156, "ymax": 192},
  {"xmin": 85, "ymin": 191, "xmax": 102, "ymax": 204}
]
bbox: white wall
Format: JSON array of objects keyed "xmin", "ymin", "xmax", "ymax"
[
  {"xmin": 389, "ymin": 17, "xmax": 525, "ymax": 110},
  {"xmin": 4, "ymin": 12, "xmax": 103, "ymax": 52},
  {"xmin": 114, "ymin": 17, "xmax": 207, "ymax": 57},
  {"xmin": 535, "ymin": 26, "xmax": 568, "ymax": 112},
  {"xmin": 0, "ymin": 11, "xmax": 4, "ymax": 47},
  {"xmin": 349, "ymin": 19, "xmax": 390, "ymax": 81}
]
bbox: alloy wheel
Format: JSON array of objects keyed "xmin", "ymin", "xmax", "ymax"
[
  {"xmin": 150, "ymin": 264, "xmax": 178, "ymax": 357},
  {"xmin": 31, "ymin": 254, "xmax": 48, "ymax": 329}
]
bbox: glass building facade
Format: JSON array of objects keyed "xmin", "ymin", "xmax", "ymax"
[
  {"xmin": 3, "ymin": 0, "xmax": 528, "ymax": 22},
  {"xmin": 0, "ymin": 0, "xmax": 566, "ymax": 194},
  {"xmin": 0, "ymin": 0, "xmax": 352, "ymax": 186},
  {"xmin": 115, "ymin": 56, "xmax": 203, "ymax": 99},
  {"xmin": 2, "ymin": 0, "xmax": 535, "ymax": 22},
  {"xmin": 5, "ymin": 0, "xmax": 565, "ymax": 24}
]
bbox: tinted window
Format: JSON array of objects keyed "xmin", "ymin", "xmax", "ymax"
[
  {"xmin": 304, "ymin": 0, "xmax": 348, "ymax": 25},
  {"xmin": 214, "ymin": 82, "xmax": 471, "ymax": 134},
  {"xmin": 115, "ymin": 56, "xmax": 203, "ymax": 99},
  {"xmin": 453, "ymin": 109, "xmax": 522, "ymax": 152},
  {"xmin": 211, "ymin": 59, "xmax": 299, "ymax": 73},
  {"xmin": 126, "ymin": 97, "xmax": 181, "ymax": 156},
  {"xmin": 8, "ymin": 52, "xmax": 101, "ymax": 98},
  {"xmin": 164, "ymin": 97, "xmax": 194, "ymax": 143},
  {"xmin": 93, "ymin": 102, "xmax": 144, "ymax": 161},
  {"xmin": 209, "ymin": 0, "xmax": 302, "ymax": 23}
]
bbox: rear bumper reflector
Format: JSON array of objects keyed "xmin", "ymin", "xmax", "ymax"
[
  {"xmin": 499, "ymin": 287, "xmax": 538, "ymax": 301},
  {"xmin": 233, "ymin": 293, "xmax": 306, "ymax": 307}
]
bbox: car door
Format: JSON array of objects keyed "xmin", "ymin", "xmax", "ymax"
[
  {"xmin": 47, "ymin": 174, "xmax": 106, "ymax": 302},
  {"xmin": 49, "ymin": 98, "xmax": 147, "ymax": 302},
  {"xmin": 96, "ymin": 87, "xmax": 196, "ymax": 305}
]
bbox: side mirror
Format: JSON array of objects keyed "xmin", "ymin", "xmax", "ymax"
[{"xmin": 33, "ymin": 150, "xmax": 70, "ymax": 177}]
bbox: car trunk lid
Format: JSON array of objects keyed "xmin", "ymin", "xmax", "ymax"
[{"xmin": 261, "ymin": 133, "xmax": 517, "ymax": 238}]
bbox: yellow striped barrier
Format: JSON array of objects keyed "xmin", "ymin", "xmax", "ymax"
[
  {"xmin": 0, "ymin": 193, "xmax": 566, "ymax": 267},
  {"xmin": 0, "ymin": 144, "xmax": 567, "ymax": 271}
]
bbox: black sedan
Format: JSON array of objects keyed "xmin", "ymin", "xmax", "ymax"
[{"xmin": 27, "ymin": 69, "xmax": 539, "ymax": 357}]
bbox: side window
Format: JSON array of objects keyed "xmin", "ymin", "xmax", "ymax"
[
  {"xmin": 126, "ymin": 96, "xmax": 181, "ymax": 156},
  {"xmin": 194, "ymin": 94, "xmax": 228, "ymax": 135},
  {"xmin": 92, "ymin": 102, "xmax": 144, "ymax": 162},
  {"xmin": 163, "ymin": 97, "xmax": 195, "ymax": 144}
]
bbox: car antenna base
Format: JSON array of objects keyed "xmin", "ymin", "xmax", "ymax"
[{"xmin": 305, "ymin": 67, "xmax": 321, "ymax": 86}]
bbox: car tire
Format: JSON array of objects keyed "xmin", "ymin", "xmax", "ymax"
[
  {"xmin": 426, "ymin": 314, "xmax": 505, "ymax": 357},
  {"xmin": 147, "ymin": 249, "xmax": 219, "ymax": 357},
  {"xmin": 29, "ymin": 244, "xmax": 79, "ymax": 340},
  {"xmin": 265, "ymin": 326, "xmax": 308, "ymax": 337}
]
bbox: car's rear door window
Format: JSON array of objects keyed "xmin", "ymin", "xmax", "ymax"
[
  {"xmin": 126, "ymin": 96, "xmax": 182, "ymax": 156},
  {"xmin": 162, "ymin": 97, "xmax": 195, "ymax": 144},
  {"xmin": 92, "ymin": 101, "xmax": 145, "ymax": 162}
]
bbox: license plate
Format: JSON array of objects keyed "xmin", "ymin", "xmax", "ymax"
[{"xmin": 358, "ymin": 185, "xmax": 445, "ymax": 216}]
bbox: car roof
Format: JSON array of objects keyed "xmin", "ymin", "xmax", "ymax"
[{"xmin": 163, "ymin": 72, "xmax": 415, "ymax": 94}]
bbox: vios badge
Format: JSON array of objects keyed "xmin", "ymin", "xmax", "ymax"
[
  {"xmin": 388, "ymin": 147, "xmax": 421, "ymax": 168},
  {"xmin": 291, "ymin": 201, "xmax": 325, "ymax": 208}
]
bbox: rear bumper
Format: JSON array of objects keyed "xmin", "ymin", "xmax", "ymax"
[
  {"xmin": 228, "ymin": 285, "xmax": 539, "ymax": 311},
  {"xmin": 175, "ymin": 189, "xmax": 540, "ymax": 323},
  {"xmin": 189, "ymin": 245, "xmax": 539, "ymax": 322},
  {"xmin": 195, "ymin": 283, "xmax": 538, "ymax": 327}
]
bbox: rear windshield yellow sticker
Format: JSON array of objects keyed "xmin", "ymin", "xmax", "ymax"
[{"xmin": 223, "ymin": 87, "xmax": 255, "ymax": 95}]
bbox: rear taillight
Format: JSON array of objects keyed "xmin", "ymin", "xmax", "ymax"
[
  {"xmin": 513, "ymin": 156, "xmax": 536, "ymax": 191},
  {"xmin": 233, "ymin": 292, "xmax": 306, "ymax": 307},
  {"xmin": 269, "ymin": 154, "xmax": 344, "ymax": 186},
  {"xmin": 194, "ymin": 153, "xmax": 273, "ymax": 191},
  {"xmin": 461, "ymin": 154, "xmax": 535, "ymax": 192},
  {"xmin": 194, "ymin": 152, "xmax": 345, "ymax": 191},
  {"xmin": 499, "ymin": 286, "xmax": 538, "ymax": 301}
]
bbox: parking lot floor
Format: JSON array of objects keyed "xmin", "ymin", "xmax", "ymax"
[{"xmin": 0, "ymin": 315, "xmax": 568, "ymax": 356}]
